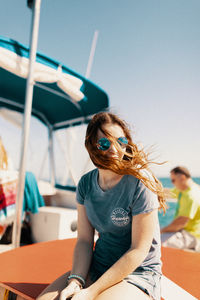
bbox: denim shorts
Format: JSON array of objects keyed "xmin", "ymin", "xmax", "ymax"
[
  {"xmin": 90, "ymin": 267, "xmax": 161, "ymax": 300},
  {"xmin": 124, "ymin": 269, "xmax": 161, "ymax": 300}
]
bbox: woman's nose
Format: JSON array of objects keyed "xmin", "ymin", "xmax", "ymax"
[{"xmin": 108, "ymin": 143, "xmax": 118, "ymax": 153}]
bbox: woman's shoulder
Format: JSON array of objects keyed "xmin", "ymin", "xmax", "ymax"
[
  {"xmin": 125, "ymin": 174, "xmax": 139, "ymax": 185},
  {"xmin": 126, "ymin": 175, "xmax": 158, "ymax": 200},
  {"xmin": 78, "ymin": 168, "xmax": 97, "ymax": 185},
  {"xmin": 125, "ymin": 175, "xmax": 145, "ymax": 191},
  {"xmin": 76, "ymin": 169, "xmax": 97, "ymax": 203}
]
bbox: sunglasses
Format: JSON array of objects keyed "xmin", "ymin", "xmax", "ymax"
[
  {"xmin": 171, "ymin": 178, "xmax": 176, "ymax": 184},
  {"xmin": 97, "ymin": 136, "xmax": 128, "ymax": 151}
]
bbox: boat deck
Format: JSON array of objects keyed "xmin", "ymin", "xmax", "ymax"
[
  {"xmin": 0, "ymin": 239, "xmax": 199, "ymax": 299},
  {"xmin": 161, "ymin": 246, "xmax": 200, "ymax": 299},
  {"xmin": 0, "ymin": 239, "xmax": 76, "ymax": 299}
]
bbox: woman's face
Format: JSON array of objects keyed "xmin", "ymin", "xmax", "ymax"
[{"xmin": 96, "ymin": 123, "xmax": 127, "ymax": 160}]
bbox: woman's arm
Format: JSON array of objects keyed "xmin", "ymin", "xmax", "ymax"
[
  {"xmin": 161, "ymin": 216, "xmax": 189, "ymax": 233},
  {"xmin": 60, "ymin": 204, "xmax": 94, "ymax": 300},
  {"xmin": 70, "ymin": 204, "xmax": 95, "ymax": 279},
  {"xmin": 71, "ymin": 209, "xmax": 158, "ymax": 300}
]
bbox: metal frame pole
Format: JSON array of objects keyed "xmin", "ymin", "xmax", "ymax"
[
  {"xmin": 49, "ymin": 127, "xmax": 56, "ymax": 187},
  {"xmin": 85, "ymin": 30, "xmax": 99, "ymax": 79},
  {"xmin": 38, "ymin": 144, "xmax": 49, "ymax": 179},
  {"xmin": 12, "ymin": 0, "xmax": 42, "ymax": 248}
]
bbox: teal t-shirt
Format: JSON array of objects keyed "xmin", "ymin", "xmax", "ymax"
[{"xmin": 76, "ymin": 169, "xmax": 161, "ymax": 278}]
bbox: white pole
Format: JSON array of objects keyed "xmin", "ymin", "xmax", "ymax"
[
  {"xmin": 55, "ymin": 133, "xmax": 76, "ymax": 186},
  {"xmin": 85, "ymin": 30, "xmax": 99, "ymax": 79},
  {"xmin": 38, "ymin": 144, "xmax": 48, "ymax": 179},
  {"xmin": 12, "ymin": 0, "xmax": 42, "ymax": 248},
  {"xmin": 49, "ymin": 128, "xmax": 56, "ymax": 186}
]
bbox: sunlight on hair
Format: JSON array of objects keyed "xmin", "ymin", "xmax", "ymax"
[{"xmin": 85, "ymin": 112, "xmax": 168, "ymax": 213}]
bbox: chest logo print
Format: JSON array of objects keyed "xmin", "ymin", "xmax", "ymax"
[{"xmin": 111, "ymin": 208, "xmax": 130, "ymax": 227}]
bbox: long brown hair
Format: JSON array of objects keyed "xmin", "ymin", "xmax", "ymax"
[{"xmin": 85, "ymin": 112, "xmax": 167, "ymax": 212}]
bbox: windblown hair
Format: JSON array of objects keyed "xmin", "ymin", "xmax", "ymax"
[
  {"xmin": 0, "ymin": 137, "xmax": 8, "ymax": 170},
  {"xmin": 171, "ymin": 166, "xmax": 191, "ymax": 178},
  {"xmin": 85, "ymin": 112, "xmax": 167, "ymax": 212}
]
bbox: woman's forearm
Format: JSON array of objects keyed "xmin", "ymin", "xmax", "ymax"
[
  {"xmin": 89, "ymin": 248, "xmax": 147, "ymax": 296},
  {"xmin": 70, "ymin": 239, "xmax": 93, "ymax": 279}
]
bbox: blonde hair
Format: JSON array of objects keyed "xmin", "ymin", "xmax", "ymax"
[
  {"xmin": 0, "ymin": 137, "xmax": 8, "ymax": 170},
  {"xmin": 85, "ymin": 112, "xmax": 167, "ymax": 212}
]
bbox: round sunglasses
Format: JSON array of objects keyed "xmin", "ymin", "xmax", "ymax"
[{"xmin": 97, "ymin": 136, "xmax": 128, "ymax": 151}]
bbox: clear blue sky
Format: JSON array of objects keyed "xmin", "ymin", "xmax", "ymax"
[{"xmin": 0, "ymin": 0, "xmax": 200, "ymax": 176}]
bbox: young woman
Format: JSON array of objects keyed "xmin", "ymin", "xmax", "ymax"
[{"xmin": 37, "ymin": 112, "xmax": 166, "ymax": 300}]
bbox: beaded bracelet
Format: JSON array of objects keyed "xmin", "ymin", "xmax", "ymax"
[{"xmin": 67, "ymin": 274, "xmax": 86, "ymax": 288}]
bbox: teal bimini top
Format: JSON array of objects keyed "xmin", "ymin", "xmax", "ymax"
[
  {"xmin": 0, "ymin": 36, "xmax": 109, "ymax": 130},
  {"xmin": 76, "ymin": 168, "xmax": 162, "ymax": 277}
]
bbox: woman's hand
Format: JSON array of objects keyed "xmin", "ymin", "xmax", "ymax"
[
  {"xmin": 71, "ymin": 287, "xmax": 98, "ymax": 300},
  {"xmin": 59, "ymin": 281, "xmax": 81, "ymax": 300}
]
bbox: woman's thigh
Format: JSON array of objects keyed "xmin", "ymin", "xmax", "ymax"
[{"xmin": 95, "ymin": 280, "xmax": 151, "ymax": 300}]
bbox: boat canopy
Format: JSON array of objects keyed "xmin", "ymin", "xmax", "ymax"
[{"xmin": 0, "ymin": 36, "xmax": 109, "ymax": 130}]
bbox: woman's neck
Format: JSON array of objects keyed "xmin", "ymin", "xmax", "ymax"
[{"xmin": 98, "ymin": 168, "xmax": 123, "ymax": 190}]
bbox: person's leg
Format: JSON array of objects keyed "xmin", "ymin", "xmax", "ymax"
[
  {"xmin": 36, "ymin": 271, "xmax": 70, "ymax": 300},
  {"xmin": 161, "ymin": 231, "xmax": 185, "ymax": 249},
  {"xmin": 161, "ymin": 232, "xmax": 175, "ymax": 244},
  {"xmin": 95, "ymin": 281, "xmax": 151, "ymax": 300},
  {"xmin": 181, "ymin": 230, "xmax": 200, "ymax": 250},
  {"xmin": 194, "ymin": 238, "xmax": 200, "ymax": 252},
  {"xmin": 161, "ymin": 230, "xmax": 197, "ymax": 250}
]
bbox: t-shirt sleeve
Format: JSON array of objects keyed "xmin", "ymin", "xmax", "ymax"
[
  {"xmin": 176, "ymin": 196, "xmax": 199, "ymax": 219},
  {"xmin": 170, "ymin": 187, "xmax": 179, "ymax": 199},
  {"xmin": 131, "ymin": 180, "xmax": 159, "ymax": 216},
  {"xmin": 76, "ymin": 176, "xmax": 85, "ymax": 205}
]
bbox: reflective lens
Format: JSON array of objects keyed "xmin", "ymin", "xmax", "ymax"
[
  {"xmin": 97, "ymin": 136, "xmax": 128, "ymax": 151},
  {"xmin": 97, "ymin": 137, "xmax": 111, "ymax": 151},
  {"xmin": 117, "ymin": 136, "xmax": 128, "ymax": 147}
]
